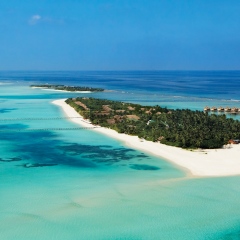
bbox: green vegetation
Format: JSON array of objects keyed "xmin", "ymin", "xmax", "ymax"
[
  {"xmin": 66, "ymin": 97, "xmax": 240, "ymax": 149},
  {"xmin": 30, "ymin": 84, "xmax": 104, "ymax": 92}
]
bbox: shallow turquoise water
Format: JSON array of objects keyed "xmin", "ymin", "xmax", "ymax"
[{"xmin": 1, "ymin": 82, "xmax": 240, "ymax": 239}]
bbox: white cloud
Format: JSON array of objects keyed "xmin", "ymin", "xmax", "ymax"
[
  {"xmin": 28, "ymin": 15, "xmax": 42, "ymax": 25},
  {"xmin": 28, "ymin": 15, "xmax": 65, "ymax": 26}
]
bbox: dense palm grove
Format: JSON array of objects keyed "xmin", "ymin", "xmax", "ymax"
[
  {"xmin": 30, "ymin": 85, "xmax": 104, "ymax": 92},
  {"xmin": 66, "ymin": 97, "xmax": 240, "ymax": 149}
]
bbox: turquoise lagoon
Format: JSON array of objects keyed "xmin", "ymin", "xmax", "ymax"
[{"xmin": 1, "ymin": 76, "xmax": 240, "ymax": 239}]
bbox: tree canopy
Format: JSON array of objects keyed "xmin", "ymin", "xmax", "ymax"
[{"xmin": 66, "ymin": 97, "xmax": 240, "ymax": 149}]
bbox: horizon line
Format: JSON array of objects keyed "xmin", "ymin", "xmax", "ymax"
[{"xmin": 1, "ymin": 69, "xmax": 240, "ymax": 72}]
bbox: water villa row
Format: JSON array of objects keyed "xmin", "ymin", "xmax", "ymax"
[{"xmin": 204, "ymin": 106, "xmax": 240, "ymax": 113}]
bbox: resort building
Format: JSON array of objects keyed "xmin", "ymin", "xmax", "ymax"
[
  {"xmin": 224, "ymin": 107, "xmax": 231, "ymax": 112},
  {"xmin": 228, "ymin": 139, "xmax": 240, "ymax": 144},
  {"xmin": 217, "ymin": 107, "xmax": 224, "ymax": 112},
  {"xmin": 204, "ymin": 106, "xmax": 210, "ymax": 111}
]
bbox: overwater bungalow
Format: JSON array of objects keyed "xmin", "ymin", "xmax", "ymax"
[
  {"xmin": 204, "ymin": 106, "xmax": 240, "ymax": 114},
  {"xmin": 210, "ymin": 106, "xmax": 217, "ymax": 111},
  {"xmin": 231, "ymin": 107, "xmax": 239, "ymax": 113},
  {"xmin": 217, "ymin": 107, "xmax": 224, "ymax": 112},
  {"xmin": 224, "ymin": 107, "xmax": 231, "ymax": 112}
]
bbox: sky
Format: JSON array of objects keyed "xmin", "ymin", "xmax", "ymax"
[{"xmin": 0, "ymin": 0, "xmax": 240, "ymax": 70}]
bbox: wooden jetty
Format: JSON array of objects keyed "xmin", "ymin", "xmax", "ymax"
[
  {"xmin": 0, "ymin": 127, "xmax": 99, "ymax": 132},
  {"xmin": 0, "ymin": 117, "xmax": 83, "ymax": 121},
  {"xmin": 0, "ymin": 117, "xmax": 99, "ymax": 132}
]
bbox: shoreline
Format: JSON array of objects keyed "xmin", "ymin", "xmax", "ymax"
[
  {"xmin": 52, "ymin": 99, "xmax": 240, "ymax": 177},
  {"xmin": 31, "ymin": 87, "xmax": 92, "ymax": 93}
]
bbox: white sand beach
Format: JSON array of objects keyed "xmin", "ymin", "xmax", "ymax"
[
  {"xmin": 52, "ymin": 99, "xmax": 240, "ymax": 177},
  {"xmin": 31, "ymin": 87, "xmax": 92, "ymax": 93}
]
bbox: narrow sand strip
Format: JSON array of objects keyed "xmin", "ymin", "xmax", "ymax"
[
  {"xmin": 31, "ymin": 87, "xmax": 92, "ymax": 93},
  {"xmin": 52, "ymin": 99, "xmax": 240, "ymax": 177}
]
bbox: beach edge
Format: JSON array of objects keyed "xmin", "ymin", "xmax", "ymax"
[{"xmin": 52, "ymin": 99, "xmax": 240, "ymax": 177}]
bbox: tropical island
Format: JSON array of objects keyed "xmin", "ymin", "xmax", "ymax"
[
  {"xmin": 66, "ymin": 97, "xmax": 240, "ymax": 149},
  {"xmin": 53, "ymin": 98, "xmax": 240, "ymax": 176},
  {"xmin": 30, "ymin": 84, "xmax": 104, "ymax": 92}
]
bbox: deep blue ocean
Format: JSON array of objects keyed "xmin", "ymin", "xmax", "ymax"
[
  {"xmin": 1, "ymin": 70, "xmax": 240, "ymax": 99},
  {"xmin": 0, "ymin": 71, "xmax": 240, "ymax": 240}
]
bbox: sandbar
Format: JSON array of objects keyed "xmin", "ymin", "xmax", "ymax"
[
  {"xmin": 31, "ymin": 87, "xmax": 91, "ymax": 93},
  {"xmin": 52, "ymin": 99, "xmax": 240, "ymax": 177}
]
